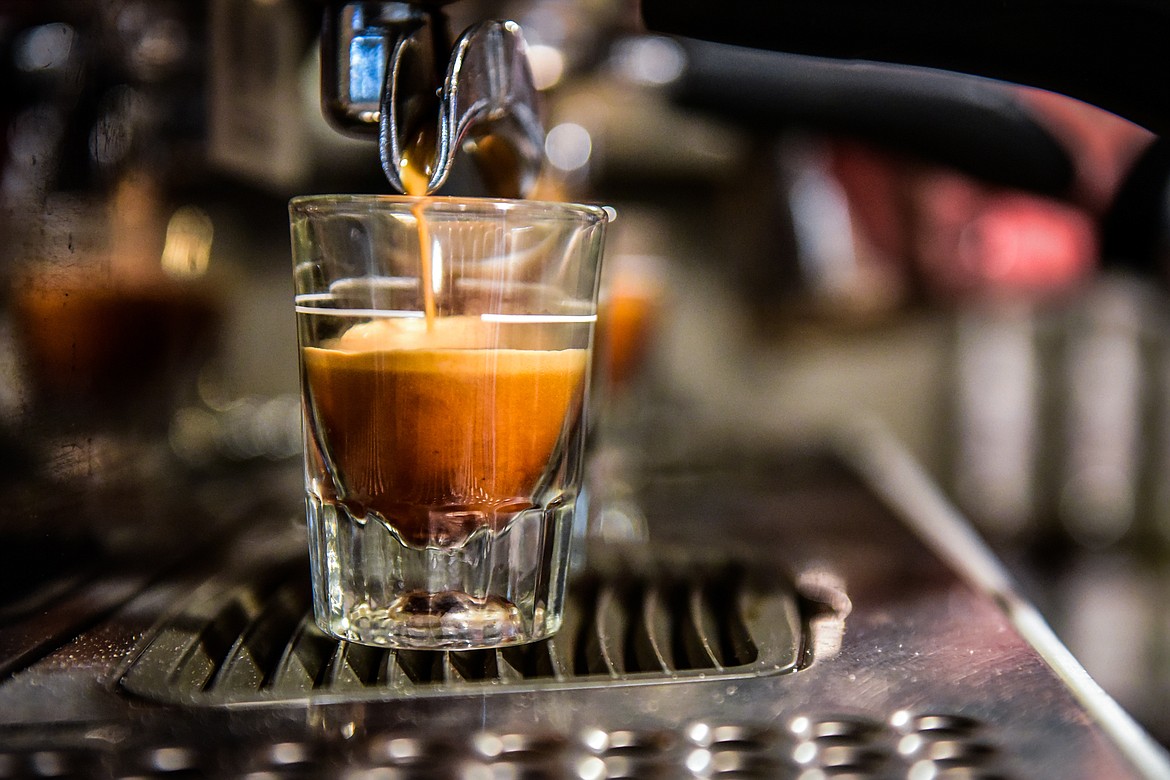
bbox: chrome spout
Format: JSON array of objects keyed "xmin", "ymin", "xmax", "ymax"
[{"xmin": 321, "ymin": 1, "xmax": 543, "ymax": 197}]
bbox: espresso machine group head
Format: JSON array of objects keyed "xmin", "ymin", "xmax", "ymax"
[{"xmin": 319, "ymin": 0, "xmax": 544, "ymax": 197}]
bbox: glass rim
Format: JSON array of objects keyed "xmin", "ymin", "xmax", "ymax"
[{"xmin": 289, "ymin": 194, "xmax": 613, "ymax": 224}]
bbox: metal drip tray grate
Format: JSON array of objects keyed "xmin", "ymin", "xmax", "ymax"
[{"xmin": 119, "ymin": 546, "xmax": 804, "ymax": 705}]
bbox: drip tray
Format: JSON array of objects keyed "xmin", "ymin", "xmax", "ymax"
[{"xmin": 119, "ymin": 545, "xmax": 804, "ymax": 706}]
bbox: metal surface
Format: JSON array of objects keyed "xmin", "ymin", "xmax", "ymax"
[{"xmin": 0, "ymin": 438, "xmax": 1165, "ymax": 778}]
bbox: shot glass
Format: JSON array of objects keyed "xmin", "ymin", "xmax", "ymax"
[{"xmin": 290, "ymin": 195, "xmax": 609, "ymax": 649}]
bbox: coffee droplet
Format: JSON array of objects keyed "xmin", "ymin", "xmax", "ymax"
[{"xmin": 399, "ymin": 124, "xmax": 437, "ymax": 197}]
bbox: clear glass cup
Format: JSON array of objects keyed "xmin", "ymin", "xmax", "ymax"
[{"xmin": 290, "ymin": 195, "xmax": 609, "ymax": 649}]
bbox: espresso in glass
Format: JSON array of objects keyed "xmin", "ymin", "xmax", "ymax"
[
  {"xmin": 291, "ymin": 195, "xmax": 608, "ymax": 649},
  {"xmin": 301, "ymin": 314, "xmax": 589, "ymax": 547}
]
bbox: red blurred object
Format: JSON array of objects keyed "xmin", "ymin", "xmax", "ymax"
[
  {"xmin": 832, "ymin": 141, "xmax": 1093, "ymax": 300},
  {"xmin": 915, "ymin": 172, "xmax": 1098, "ymax": 298},
  {"xmin": 827, "ymin": 89, "xmax": 1154, "ymax": 302}
]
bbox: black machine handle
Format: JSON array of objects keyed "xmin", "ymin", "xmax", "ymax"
[
  {"xmin": 672, "ymin": 41, "xmax": 1076, "ymax": 196},
  {"xmin": 640, "ymin": 0, "xmax": 1170, "ymax": 136}
]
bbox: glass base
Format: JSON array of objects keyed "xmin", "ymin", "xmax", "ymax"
[
  {"xmin": 306, "ymin": 494, "xmax": 573, "ymax": 649},
  {"xmin": 350, "ymin": 591, "xmax": 527, "ymax": 647}
]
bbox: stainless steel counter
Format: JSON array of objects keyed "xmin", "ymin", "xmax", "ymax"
[{"xmin": 0, "ymin": 426, "xmax": 1164, "ymax": 779}]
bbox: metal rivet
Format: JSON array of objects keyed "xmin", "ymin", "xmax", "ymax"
[
  {"xmin": 793, "ymin": 716, "xmax": 876, "ymax": 742},
  {"xmin": 817, "ymin": 744, "xmax": 882, "ymax": 770},
  {"xmin": 147, "ymin": 746, "xmax": 199, "ymax": 773},
  {"xmin": 686, "ymin": 723, "xmax": 713, "ymax": 747},
  {"xmin": 790, "ymin": 717, "xmax": 812, "ymax": 739},
  {"xmin": 914, "ymin": 715, "xmax": 980, "ymax": 735},
  {"xmin": 580, "ymin": 728, "xmax": 610, "ymax": 754},
  {"xmin": 795, "ymin": 770, "xmax": 827, "ymax": 780},
  {"xmin": 709, "ymin": 724, "xmax": 772, "ymax": 748},
  {"xmin": 366, "ymin": 736, "xmax": 427, "ymax": 766},
  {"xmin": 709, "ymin": 749, "xmax": 765, "ymax": 774},
  {"xmin": 574, "ymin": 755, "xmax": 606, "ymax": 780},
  {"xmin": 925, "ymin": 739, "xmax": 995, "ymax": 764},
  {"xmin": 497, "ymin": 733, "xmax": 565, "ymax": 757},
  {"xmin": 344, "ymin": 768, "xmax": 402, "ymax": 780},
  {"xmin": 601, "ymin": 755, "xmax": 644, "ymax": 779},
  {"xmin": 909, "ymin": 760, "xmax": 940, "ymax": 780},
  {"xmin": 899, "ymin": 734, "xmax": 925, "ymax": 756},
  {"xmin": 891, "ymin": 709, "xmax": 914, "ymax": 731},
  {"xmin": 455, "ymin": 762, "xmax": 493, "ymax": 780},
  {"xmin": 30, "ymin": 751, "xmax": 71, "ymax": 777},
  {"xmin": 811, "ymin": 719, "xmax": 874, "ymax": 741},
  {"xmin": 793, "ymin": 741, "xmax": 818, "ymax": 766},
  {"xmin": 263, "ymin": 741, "xmax": 313, "ymax": 767},
  {"xmin": 472, "ymin": 733, "xmax": 503, "ymax": 759}
]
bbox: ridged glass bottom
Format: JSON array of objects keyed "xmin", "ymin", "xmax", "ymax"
[{"xmin": 306, "ymin": 495, "xmax": 574, "ymax": 649}]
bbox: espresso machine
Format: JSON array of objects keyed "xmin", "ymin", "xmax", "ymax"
[{"xmin": 1, "ymin": 1, "xmax": 1170, "ymax": 778}]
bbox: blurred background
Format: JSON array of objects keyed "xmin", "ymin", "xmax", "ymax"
[{"xmin": 3, "ymin": 0, "xmax": 1170, "ymax": 751}]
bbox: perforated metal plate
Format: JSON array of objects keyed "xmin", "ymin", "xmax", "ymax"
[
  {"xmin": 118, "ymin": 545, "xmax": 804, "ymax": 705},
  {"xmin": 0, "ymin": 712, "xmax": 1005, "ymax": 778}
]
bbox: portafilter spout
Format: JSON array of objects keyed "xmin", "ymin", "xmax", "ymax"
[{"xmin": 321, "ymin": 1, "xmax": 543, "ymax": 197}]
